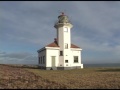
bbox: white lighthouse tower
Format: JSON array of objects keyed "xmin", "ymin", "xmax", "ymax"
[{"xmin": 37, "ymin": 13, "xmax": 83, "ymax": 70}]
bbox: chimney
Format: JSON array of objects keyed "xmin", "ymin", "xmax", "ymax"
[
  {"xmin": 54, "ymin": 38, "xmax": 58, "ymax": 44},
  {"xmin": 54, "ymin": 38, "xmax": 57, "ymax": 41}
]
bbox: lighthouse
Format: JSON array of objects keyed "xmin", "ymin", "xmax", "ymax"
[{"xmin": 37, "ymin": 13, "xmax": 83, "ymax": 70}]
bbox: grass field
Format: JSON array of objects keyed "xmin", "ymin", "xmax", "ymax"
[{"xmin": 0, "ymin": 64, "xmax": 120, "ymax": 89}]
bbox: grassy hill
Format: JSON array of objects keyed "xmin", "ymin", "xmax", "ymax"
[{"xmin": 0, "ymin": 64, "xmax": 120, "ymax": 89}]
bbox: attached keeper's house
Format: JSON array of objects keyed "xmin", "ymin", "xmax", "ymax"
[{"xmin": 37, "ymin": 13, "xmax": 83, "ymax": 70}]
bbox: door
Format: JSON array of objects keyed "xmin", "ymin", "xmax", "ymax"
[{"xmin": 51, "ymin": 56, "xmax": 55, "ymax": 67}]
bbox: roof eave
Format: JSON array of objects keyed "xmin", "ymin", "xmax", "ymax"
[
  {"xmin": 37, "ymin": 47, "xmax": 46, "ymax": 53},
  {"xmin": 45, "ymin": 47, "xmax": 60, "ymax": 50},
  {"xmin": 71, "ymin": 48, "xmax": 82, "ymax": 51}
]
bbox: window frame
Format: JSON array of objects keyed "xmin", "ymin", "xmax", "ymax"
[
  {"xmin": 65, "ymin": 43, "xmax": 68, "ymax": 49},
  {"xmin": 43, "ymin": 56, "xmax": 45, "ymax": 64},
  {"xmin": 60, "ymin": 51, "xmax": 63, "ymax": 56},
  {"xmin": 64, "ymin": 27, "xmax": 68, "ymax": 32},
  {"xmin": 39, "ymin": 57, "xmax": 40, "ymax": 64},
  {"xmin": 65, "ymin": 60, "xmax": 68, "ymax": 63},
  {"xmin": 74, "ymin": 56, "xmax": 78, "ymax": 63},
  {"xmin": 41, "ymin": 57, "xmax": 42, "ymax": 64}
]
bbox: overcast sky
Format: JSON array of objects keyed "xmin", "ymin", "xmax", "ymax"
[{"xmin": 0, "ymin": 1, "xmax": 120, "ymax": 65}]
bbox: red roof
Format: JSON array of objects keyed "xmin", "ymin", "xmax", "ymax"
[
  {"xmin": 46, "ymin": 41, "xmax": 59, "ymax": 47},
  {"xmin": 71, "ymin": 44, "xmax": 80, "ymax": 48},
  {"xmin": 46, "ymin": 41, "xmax": 80, "ymax": 48}
]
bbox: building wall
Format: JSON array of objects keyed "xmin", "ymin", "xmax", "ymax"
[
  {"xmin": 57, "ymin": 27, "xmax": 64, "ymax": 50},
  {"xmin": 71, "ymin": 49, "xmax": 83, "ymax": 68},
  {"xmin": 46, "ymin": 48, "xmax": 59, "ymax": 67},
  {"xmin": 57, "ymin": 26, "xmax": 71, "ymax": 50},
  {"xmin": 63, "ymin": 49, "xmax": 72, "ymax": 67},
  {"xmin": 63, "ymin": 26, "xmax": 71, "ymax": 49},
  {"xmin": 57, "ymin": 25, "xmax": 72, "ymax": 67},
  {"xmin": 38, "ymin": 48, "xmax": 83, "ymax": 69},
  {"xmin": 38, "ymin": 50, "xmax": 46, "ymax": 67},
  {"xmin": 59, "ymin": 56, "xmax": 64, "ymax": 67}
]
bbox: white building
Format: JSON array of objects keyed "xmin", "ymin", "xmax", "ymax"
[{"xmin": 37, "ymin": 13, "xmax": 83, "ymax": 70}]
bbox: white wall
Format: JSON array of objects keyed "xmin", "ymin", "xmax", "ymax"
[
  {"xmin": 57, "ymin": 25, "xmax": 72, "ymax": 50},
  {"xmin": 63, "ymin": 26, "xmax": 71, "ymax": 49},
  {"xmin": 46, "ymin": 48, "xmax": 59, "ymax": 67},
  {"xmin": 57, "ymin": 25, "xmax": 72, "ymax": 67},
  {"xmin": 38, "ymin": 47, "xmax": 83, "ymax": 68},
  {"xmin": 71, "ymin": 49, "xmax": 83, "ymax": 68},
  {"xmin": 57, "ymin": 27, "xmax": 64, "ymax": 50},
  {"xmin": 63, "ymin": 49, "xmax": 72, "ymax": 67}
]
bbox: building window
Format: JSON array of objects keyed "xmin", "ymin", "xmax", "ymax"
[
  {"xmin": 42, "ymin": 56, "xmax": 44, "ymax": 64},
  {"xmin": 64, "ymin": 27, "xmax": 68, "ymax": 32},
  {"xmin": 40, "ymin": 59, "xmax": 41, "ymax": 64},
  {"xmin": 65, "ymin": 43, "xmax": 68, "ymax": 49},
  {"xmin": 41, "ymin": 57, "xmax": 42, "ymax": 64},
  {"xmin": 65, "ymin": 60, "xmax": 68, "ymax": 63},
  {"xmin": 39, "ymin": 57, "xmax": 40, "ymax": 64},
  {"xmin": 43, "ymin": 56, "xmax": 45, "ymax": 64},
  {"xmin": 60, "ymin": 51, "xmax": 63, "ymax": 56},
  {"xmin": 74, "ymin": 56, "xmax": 78, "ymax": 63}
]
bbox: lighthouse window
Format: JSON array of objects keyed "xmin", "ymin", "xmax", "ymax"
[
  {"xmin": 41, "ymin": 57, "xmax": 42, "ymax": 64},
  {"xmin": 65, "ymin": 43, "xmax": 68, "ymax": 49},
  {"xmin": 39, "ymin": 57, "xmax": 40, "ymax": 64},
  {"xmin": 64, "ymin": 27, "xmax": 68, "ymax": 32},
  {"xmin": 43, "ymin": 56, "xmax": 45, "ymax": 64},
  {"xmin": 74, "ymin": 56, "xmax": 78, "ymax": 63},
  {"xmin": 65, "ymin": 60, "xmax": 68, "ymax": 63},
  {"xmin": 60, "ymin": 51, "xmax": 63, "ymax": 56}
]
